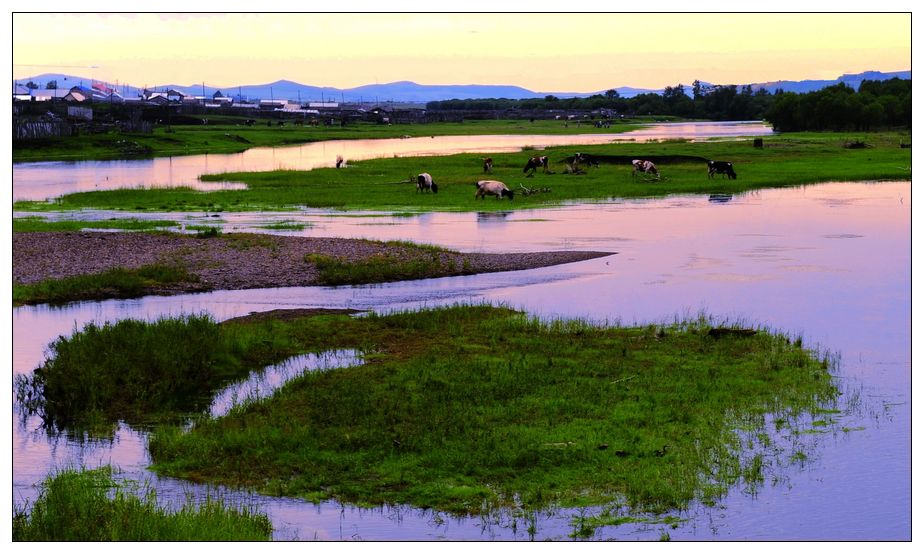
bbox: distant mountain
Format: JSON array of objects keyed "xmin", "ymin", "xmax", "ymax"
[
  {"xmin": 749, "ymin": 70, "xmax": 911, "ymax": 94},
  {"xmin": 13, "ymin": 70, "xmax": 910, "ymax": 103}
]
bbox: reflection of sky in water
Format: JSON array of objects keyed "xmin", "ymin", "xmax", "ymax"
[
  {"xmin": 12, "ymin": 121, "xmax": 772, "ymax": 201},
  {"xmin": 12, "ymin": 181, "xmax": 909, "ymax": 540}
]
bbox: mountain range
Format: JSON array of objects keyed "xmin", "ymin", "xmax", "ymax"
[{"xmin": 14, "ymin": 70, "xmax": 910, "ymax": 104}]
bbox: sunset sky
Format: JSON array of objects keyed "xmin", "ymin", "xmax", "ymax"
[{"xmin": 12, "ymin": 11, "xmax": 911, "ymax": 93}]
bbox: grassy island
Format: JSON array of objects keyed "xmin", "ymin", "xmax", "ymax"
[{"xmin": 18, "ymin": 305, "xmax": 838, "ymax": 517}]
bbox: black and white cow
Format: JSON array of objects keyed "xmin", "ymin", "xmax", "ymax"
[
  {"xmin": 574, "ymin": 152, "xmax": 600, "ymax": 168},
  {"xmin": 632, "ymin": 159, "xmax": 660, "ymax": 179},
  {"xmin": 417, "ymin": 172, "xmax": 438, "ymax": 193},
  {"xmin": 707, "ymin": 160, "xmax": 737, "ymax": 179},
  {"xmin": 523, "ymin": 155, "xmax": 551, "ymax": 177},
  {"xmin": 475, "ymin": 180, "xmax": 514, "ymax": 200}
]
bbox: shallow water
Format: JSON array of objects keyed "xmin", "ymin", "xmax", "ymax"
[
  {"xmin": 11, "ymin": 180, "xmax": 910, "ymax": 540},
  {"xmin": 12, "ymin": 121, "xmax": 772, "ymax": 201}
]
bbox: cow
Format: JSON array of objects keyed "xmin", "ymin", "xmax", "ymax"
[
  {"xmin": 574, "ymin": 152, "xmax": 599, "ymax": 168},
  {"xmin": 417, "ymin": 173, "xmax": 438, "ymax": 194},
  {"xmin": 475, "ymin": 180, "xmax": 514, "ymax": 200},
  {"xmin": 707, "ymin": 160, "xmax": 737, "ymax": 180},
  {"xmin": 482, "ymin": 157, "xmax": 494, "ymax": 173},
  {"xmin": 632, "ymin": 159, "xmax": 660, "ymax": 179},
  {"xmin": 523, "ymin": 155, "xmax": 551, "ymax": 177}
]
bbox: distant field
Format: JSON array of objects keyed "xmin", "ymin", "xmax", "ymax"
[
  {"xmin": 11, "ymin": 117, "xmax": 661, "ymax": 163},
  {"xmin": 14, "ymin": 131, "xmax": 911, "ymax": 214}
]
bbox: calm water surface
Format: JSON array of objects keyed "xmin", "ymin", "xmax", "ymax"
[
  {"xmin": 12, "ymin": 180, "xmax": 909, "ymax": 540},
  {"xmin": 12, "ymin": 121, "xmax": 772, "ymax": 201}
]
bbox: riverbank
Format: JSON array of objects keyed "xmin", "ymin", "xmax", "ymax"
[
  {"xmin": 12, "ymin": 232, "xmax": 612, "ymax": 304},
  {"xmin": 12, "ymin": 118, "xmax": 646, "ymax": 163}
]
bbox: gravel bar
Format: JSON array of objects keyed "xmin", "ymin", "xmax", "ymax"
[{"xmin": 13, "ymin": 232, "xmax": 614, "ymax": 293}]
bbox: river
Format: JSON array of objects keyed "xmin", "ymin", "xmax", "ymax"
[
  {"xmin": 12, "ymin": 121, "xmax": 772, "ymax": 201},
  {"xmin": 12, "ymin": 178, "xmax": 910, "ymax": 540}
]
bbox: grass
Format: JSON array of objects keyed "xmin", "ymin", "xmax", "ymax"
[
  {"xmin": 12, "ymin": 118, "xmax": 645, "ymax": 163},
  {"xmin": 13, "ymin": 466, "xmax": 272, "ymax": 541},
  {"xmin": 305, "ymin": 240, "xmax": 467, "ymax": 285},
  {"xmin": 13, "ymin": 216, "xmax": 178, "ymax": 232},
  {"xmin": 94, "ymin": 304, "xmax": 845, "ymax": 517},
  {"xmin": 14, "ymin": 131, "xmax": 911, "ymax": 214},
  {"xmin": 14, "ymin": 313, "xmax": 303, "ymax": 432},
  {"xmin": 13, "ymin": 263, "xmax": 199, "ymax": 306},
  {"xmin": 258, "ymin": 220, "xmax": 310, "ymax": 231}
]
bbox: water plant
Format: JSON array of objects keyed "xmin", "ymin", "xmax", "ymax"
[
  {"xmin": 13, "ymin": 217, "xmax": 177, "ymax": 232},
  {"xmin": 14, "ymin": 313, "xmax": 299, "ymax": 430},
  {"xmin": 13, "ymin": 466, "xmax": 272, "ymax": 541}
]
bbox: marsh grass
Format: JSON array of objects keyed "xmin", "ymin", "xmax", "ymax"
[
  {"xmin": 138, "ymin": 305, "xmax": 839, "ymax": 517},
  {"xmin": 13, "ymin": 217, "xmax": 177, "ymax": 232},
  {"xmin": 304, "ymin": 238, "xmax": 454, "ymax": 285},
  {"xmin": 13, "ymin": 263, "xmax": 199, "ymax": 306},
  {"xmin": 14, "ymin": 313, "xmax": 301, "ymax": 431},
  {"xmin": 12, "ymin": 466, "xmax": 272, "ymax": 541},
  {"xmin": 306, "ymin": 250, "xmax": 449, "ymax": 285},
  {"xmin": 258, "ymin": 220, "xmax": 310, "ymax": 230},
  {"xmin": 15, "ymin": 132, "xmax": 910, "ymax": 213}
]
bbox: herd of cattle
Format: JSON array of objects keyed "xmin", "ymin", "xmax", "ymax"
[{"xmin": 408, "ymin": 154, "xmax": 737, "ymax": 200}]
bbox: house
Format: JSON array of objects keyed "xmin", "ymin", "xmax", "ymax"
[
  {"xmin": 165, "ymin": 89, "xmax": 186, "ymax": 102},
  {"xmin": 259, "ymin": 99, "xmax": 287, "ymax": 110},
  {"xmin": 212, "ymin": 90, "xmax": 233, "ymax": 105}
]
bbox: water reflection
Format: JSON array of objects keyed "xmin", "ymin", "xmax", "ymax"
[
  {"xmin": 12, "ymin": 181, "xmax": 910, "ymax": 540},
  {"xmin": 13, "ymin": 121, "xmax": 773, "ymax": 201},
  {"xmin": 209, "ymin": 350, "xmax": 364, "ymax": 418}
]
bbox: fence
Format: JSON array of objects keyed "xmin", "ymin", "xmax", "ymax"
[{"xmin": 13, "ymin": 120, "xmax": 72, "ymax": 140}]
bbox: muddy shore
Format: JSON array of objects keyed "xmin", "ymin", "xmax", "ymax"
[{"xmin": 13, "ymin": 232, "xmax": 613, "ymax": 295}]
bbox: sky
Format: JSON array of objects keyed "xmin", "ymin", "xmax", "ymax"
[{"xmin": 11, "ymin": 10, "xmax": 912, "ymax": 93}]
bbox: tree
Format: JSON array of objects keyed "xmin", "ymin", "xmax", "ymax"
[
  {"xmin": 45, "ymin": 80, "xmax": 58, "ymax": 90},
  {"xmin": 605, "ymin": 89, "xmax": 619, "ymax": 99},
  {"xmin": 692, "ymin": 80, "xmax": 704, "ymax": 100},
  {"xmin": 25, "ymin": 81, "xmax": 38, "ymax": 90}
]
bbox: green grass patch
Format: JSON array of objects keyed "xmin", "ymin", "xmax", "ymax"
[
  {"xmin": 13, "ymin": 263, "xmax": 199, "ymax": 306},
  {"xmin": 13, "ymin": 217, "xmax": 178, "ymax": 232},
  {"xmin": 306, "ymin": 252, "xmax": 450, "ymax": 285},
  {"xmin": 15, "ymin": 132, "xmax": 910, "ymax": 213},
  {"xmin": 13, "ymin": 466, "xmax": 272, "ymax": 541},
  {"xmin": 127, "ymin": 305, "xmax": 840, "ymax": 516},
  {"xmin": 305, "ymin": 239, "xmax": 456, "ymax": 285},
  {"xmin": 257, "ymin": 220, "xmax": 310, "ymax": 231},
  {"xmin": 13, "ymin": 313, "xmax": 309, "ymax": 431}
]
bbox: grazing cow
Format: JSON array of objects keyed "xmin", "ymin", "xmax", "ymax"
[
  {"xmin": 482, "ymin": 157, "xmax": 494, "ymax": 173},
  {"xmin": 707, "ymin": 160, "xmax": 737, "ymax": 180},
  {"xmin": 475, "ymin": 180, "xmax": 514, "ymax": 200},
  {"xmin": 632, "ymin": 159, "xmax": 660, "ymax": 179},
  {"xmin": 574, "ymin": 152, "xmax": 599, "ymax": 168},
  {"xmin": 523, "ymin": 155, "xmax": 551, "ymax": 177},
  {"xmin": 417, "ymin": 172, "xmax": 438, "ymax": 194}
]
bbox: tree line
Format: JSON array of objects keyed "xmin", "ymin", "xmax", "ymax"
[{"xmin": 426, "ymin": 78, "xmax": 911, "ymax": 131}]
